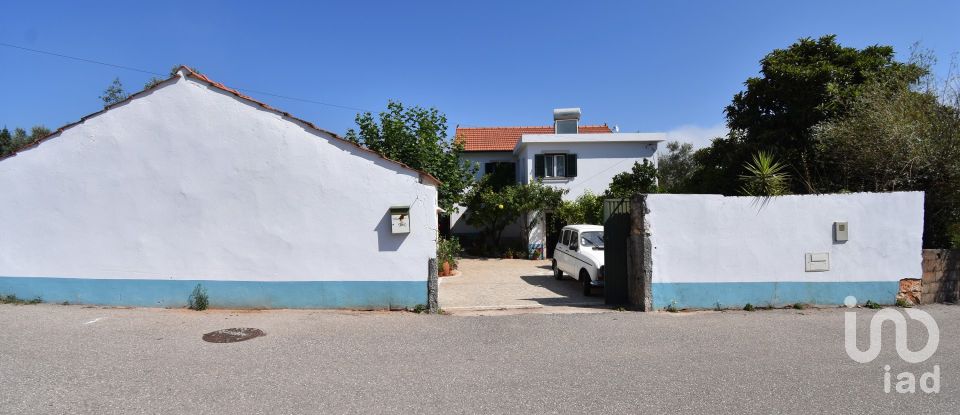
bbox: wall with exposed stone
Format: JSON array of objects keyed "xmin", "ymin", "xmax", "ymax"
[{"xmin": 921, "ymin": 249, "xmax": 960, "ymax": 304}]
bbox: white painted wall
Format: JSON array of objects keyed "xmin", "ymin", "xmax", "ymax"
[
  {"xmin": 645, "ymin": 192, "xmax": 925, "ymax": 283},
  {"xmin": 517, "ymin": 139, "xmax": 659, "ymax": 200},
  {"xmin": 0, "ymin": 75, "xmax": 438, "ymax": 283}
]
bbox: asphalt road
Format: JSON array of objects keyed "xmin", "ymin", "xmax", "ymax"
[{"xmin": 1, "ymin": 303, "xmax": 957, "ymax": 414}]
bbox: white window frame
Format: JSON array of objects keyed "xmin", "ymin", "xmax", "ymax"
[{"xmin": 543, "ymin": 153, "xmax": 566, "ymax": 178}]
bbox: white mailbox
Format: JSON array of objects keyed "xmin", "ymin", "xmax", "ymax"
[{"xmin": 390, "ymin": 206, "xmax": 411, "ymax": 234}]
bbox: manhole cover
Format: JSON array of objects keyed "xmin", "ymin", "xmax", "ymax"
[{"xmin": 202, "ymin": 328, "xmax": 265, "ymax": 343}]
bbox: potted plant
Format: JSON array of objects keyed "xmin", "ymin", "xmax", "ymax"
[{"xmin": 437, "ymin": 236, "xmax": 462, "ymax": 276}]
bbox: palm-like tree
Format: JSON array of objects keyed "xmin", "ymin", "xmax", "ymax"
[{"xmin": 739, "ymin": 151, "xmax": 791, "ymax": 196}]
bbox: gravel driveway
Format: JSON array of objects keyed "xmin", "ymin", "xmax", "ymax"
[{"xmin": 439, "ymin": 258, "xmax": 606, "ymax": 313}]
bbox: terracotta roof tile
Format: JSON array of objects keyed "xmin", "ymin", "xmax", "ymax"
[{"xmin": 456, "ymin": 125, "xmax": 612, "ymax": 152}]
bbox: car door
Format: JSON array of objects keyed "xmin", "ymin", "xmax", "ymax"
[
  {"xmin": 562, "ymin": 230, "xmax": 579, "ymax": 275},
  {"xmin": 554, "ymin": 229, "xmax": 569, "ymax": 272}
]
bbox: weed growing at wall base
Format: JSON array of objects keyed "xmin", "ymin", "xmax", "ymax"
[
  {"xmin": 0, "ymin": 294, "xmax": 42, "ymax": 305},
  {"xmin": 188, "ymin": 284, "xmax": 208, "ymax": 311}
]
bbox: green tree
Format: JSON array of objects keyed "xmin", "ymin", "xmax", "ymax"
[
  {"xmin": 509, "ymin": 180, "xmax": 565, "ymax": 255},
  {"xmin": 100, "ymin": 77, "xmax": 128, "ymax": 107},
  {"xmin": 721, "ymin": 35, "xmax": 926, "ymax": 193},
  {"xmin": 29, "ymin": 126, "xmax": 50, "ymax": 141},
  {"xmin": 656, "ymin": 141, "xmax": 697, "ymax": 192},
  {"xmin": 346, "ymin": 101, "xmax": 476, "ymax": 212},
  {"xmin": 0, "ymin": 127, "xmax": 11, "ymax": 156},
  {"xmin": 556, "ymin": 191, "xmax": 604, "ymax": 225},
  {"xmin": 813, "ymin": 59, "xmax": 960, "ymax": 247},
  {"xmin": 12, "ymin": 128, "xmax": 28, "ymax": 147},
  {"xmin": 464, "ymin": 177, "xmax": 565, "ymax": 254},
  {"xmin": 606, "ymin": 159, "xmax": 659, "ymax": 198},
  {"xmin": 463, "ymin": 175, "xmax": 517, "ymax": 250}
]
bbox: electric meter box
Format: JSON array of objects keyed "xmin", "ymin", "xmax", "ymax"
[
  {"xmin": 390, "ymin": 206, "xmax": 411, "ymax": 234},
  {"xmin": 833, "ymin": 221, "xmax": 849, "ymax": 242}
]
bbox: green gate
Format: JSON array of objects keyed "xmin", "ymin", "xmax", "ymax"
[{"xmin": 603, "ymin": 199, "xmax": 630, "ymax": 306}]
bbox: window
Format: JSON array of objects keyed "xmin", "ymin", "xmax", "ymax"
[
  {"xmin": 484, "ymin": 161, "xmax": 516, "ymax": 190},
  {"xmin": 544, "ymin": 154, "xmax": 565, "ymax": 178},
  {"xmin": 569, "ymin": 231, "xmax": 579, "ymax": 248},
  {"xmin": 580, "ymin": 231, "xmax": 604, "ymax": 248},
  {"xmin": 534, "ymin": 154, "xmax": 577, "ymax": 179},
  {"xmin": 555, "ymin": 119, "xmax": 578, "ymax": 134},
  {"xmin": 561, "ymin": 230, "xmax": 570, "ymax": 245}
]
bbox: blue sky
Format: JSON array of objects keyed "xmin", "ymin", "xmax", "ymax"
[{"xmin": 2, "ymin": 0, "xmax": 958, "ymax": 148}]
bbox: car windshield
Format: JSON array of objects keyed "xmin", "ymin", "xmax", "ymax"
[{"xmin": 580, "ymin": 231, "xmax": 604, "ymax": 247}]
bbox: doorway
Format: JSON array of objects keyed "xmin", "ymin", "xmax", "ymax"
[{"xmin": 545, "ymin": 212, "xmax": 566, "ymax": 259}]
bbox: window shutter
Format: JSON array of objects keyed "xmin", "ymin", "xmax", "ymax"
[
  {"xmin": 534, "ymin": 154, "xmax": 545, "ymax": 178},
  {"xmin": 565, "ymin": 154, "xmax": 577, "ymax": 177}
]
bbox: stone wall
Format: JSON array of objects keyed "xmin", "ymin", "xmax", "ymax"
[{"xmin": 921, "ymin": 249, "xmax": 960, "ymax": 304}]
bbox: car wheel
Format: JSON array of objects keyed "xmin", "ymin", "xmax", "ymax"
[
  {"xmin": 580, "ymin": 270, "xmax": 592, "ymax": 296},
  {"xmin": 552, "ymin": 260, "xmax": 562, "ymax": 280}
]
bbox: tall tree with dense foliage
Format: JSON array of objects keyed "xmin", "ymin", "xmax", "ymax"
[
  {"xmin": 813, "ymin": 58, "xmax": 960, "ymax": 247},
  {"xmin": 0, "ymin": 128, "xmax": 11, "ymax": 156},
  {"xmin": 346, "ymin": 101, "xmax": 476, "ymax": 212},
  {"xmin": 0, "ymin": 125, "xmax": 51, "ymax": 157},
  {"xmin": 656, "ymin": 141, "xmax": 697, "ymax": 192},
  {"xmin": 692, "ymin": 35, "xmax": 927, "ymax": 194}
]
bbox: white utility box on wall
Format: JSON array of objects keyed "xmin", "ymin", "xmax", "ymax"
[
  {"xmin": 834, "ymin": 221, "xmax": 849, "ymax": 242},
  {"xmin": 390, "ymin": 206, "xmax": 411, "ymax": 234},
  {"xmin": 805, "ymin": 252, "xmax": 830, "ymax": 272}
]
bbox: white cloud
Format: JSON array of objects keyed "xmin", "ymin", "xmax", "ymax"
[{"xmin": 665, "ymin": 123, "xmax": 728, "ymax": 149}]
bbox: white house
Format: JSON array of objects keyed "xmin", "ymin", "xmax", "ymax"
[
  {"xmin": 451, "ymin": 108, "xmax": 664, "ymax": 258},
  {"xmin": 0, "ymin": 67, "xmax": 439, "ymax": 309}
]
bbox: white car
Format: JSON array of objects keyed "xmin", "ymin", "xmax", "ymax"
[{"xmin": 551, "ymin": 224, "xmax": 605, "ymax": 296}]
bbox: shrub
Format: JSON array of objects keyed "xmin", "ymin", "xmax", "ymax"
[
  {"xmin": 665, "ymin": 300, "xmax": 679, "ymax": 313},
  {"xmin": 864, "ymin": 300, "xmax": 882, "ymax": 309},
  {"xmin": 743, "ymin": 303, "xmax": 755, "ymax": 311},
  {"xmin": 188, "ymin": 284, "xmax": 209, "ymax": 311},
  {"xmin": 895, "ymin": 298, "xmax": 913, "ymax": 308},
  {"xmin": 792, "ymin": 303, "xmax": 807, "ymax": 310},
  {"xmin": 0, "ymin": 294, "xmax": 42, "ymax": 305},
  {"xmin": 437, "ymin": 236, "xmax": 463, "ymax": 269}
]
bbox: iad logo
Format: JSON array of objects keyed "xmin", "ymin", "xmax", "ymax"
[{"xmin": 843, "ymin": 296, "xmax": 941, "ymax": 393}]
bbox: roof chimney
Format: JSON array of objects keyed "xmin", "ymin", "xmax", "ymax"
[{"xmin": 553, "ymin": 108, "xmax": 581, "ymax": 134}]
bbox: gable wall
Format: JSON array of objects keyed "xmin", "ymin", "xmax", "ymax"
[{"xmin": 0, "ymin": 77, "xmax": 437, "ymax": 308}]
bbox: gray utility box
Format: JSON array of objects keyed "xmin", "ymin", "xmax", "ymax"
[{"xmin": 834, "ymin": 221, "xmax": 849, "ymax": 242}]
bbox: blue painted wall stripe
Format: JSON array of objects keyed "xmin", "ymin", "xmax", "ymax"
[
  {"xmin": 0, "ymin": 276, "xmax": 426, "ymax": 309},
  {"xmin": 652, "ymin": 281, "xmax": 899, "ymax": 310}
]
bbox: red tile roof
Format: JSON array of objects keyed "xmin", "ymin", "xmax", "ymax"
[
  {"xmin": 456, "ymin": 125, "xmax": 612, "ymax": 152},
  {"xmin": 1, "ymin": 66, "xmax": 440, "ymax": 186}
]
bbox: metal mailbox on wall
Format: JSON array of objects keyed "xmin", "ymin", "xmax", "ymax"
[{"xmin": 390, "ymin": 206, "xmax": 411, "ymax": 234}]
